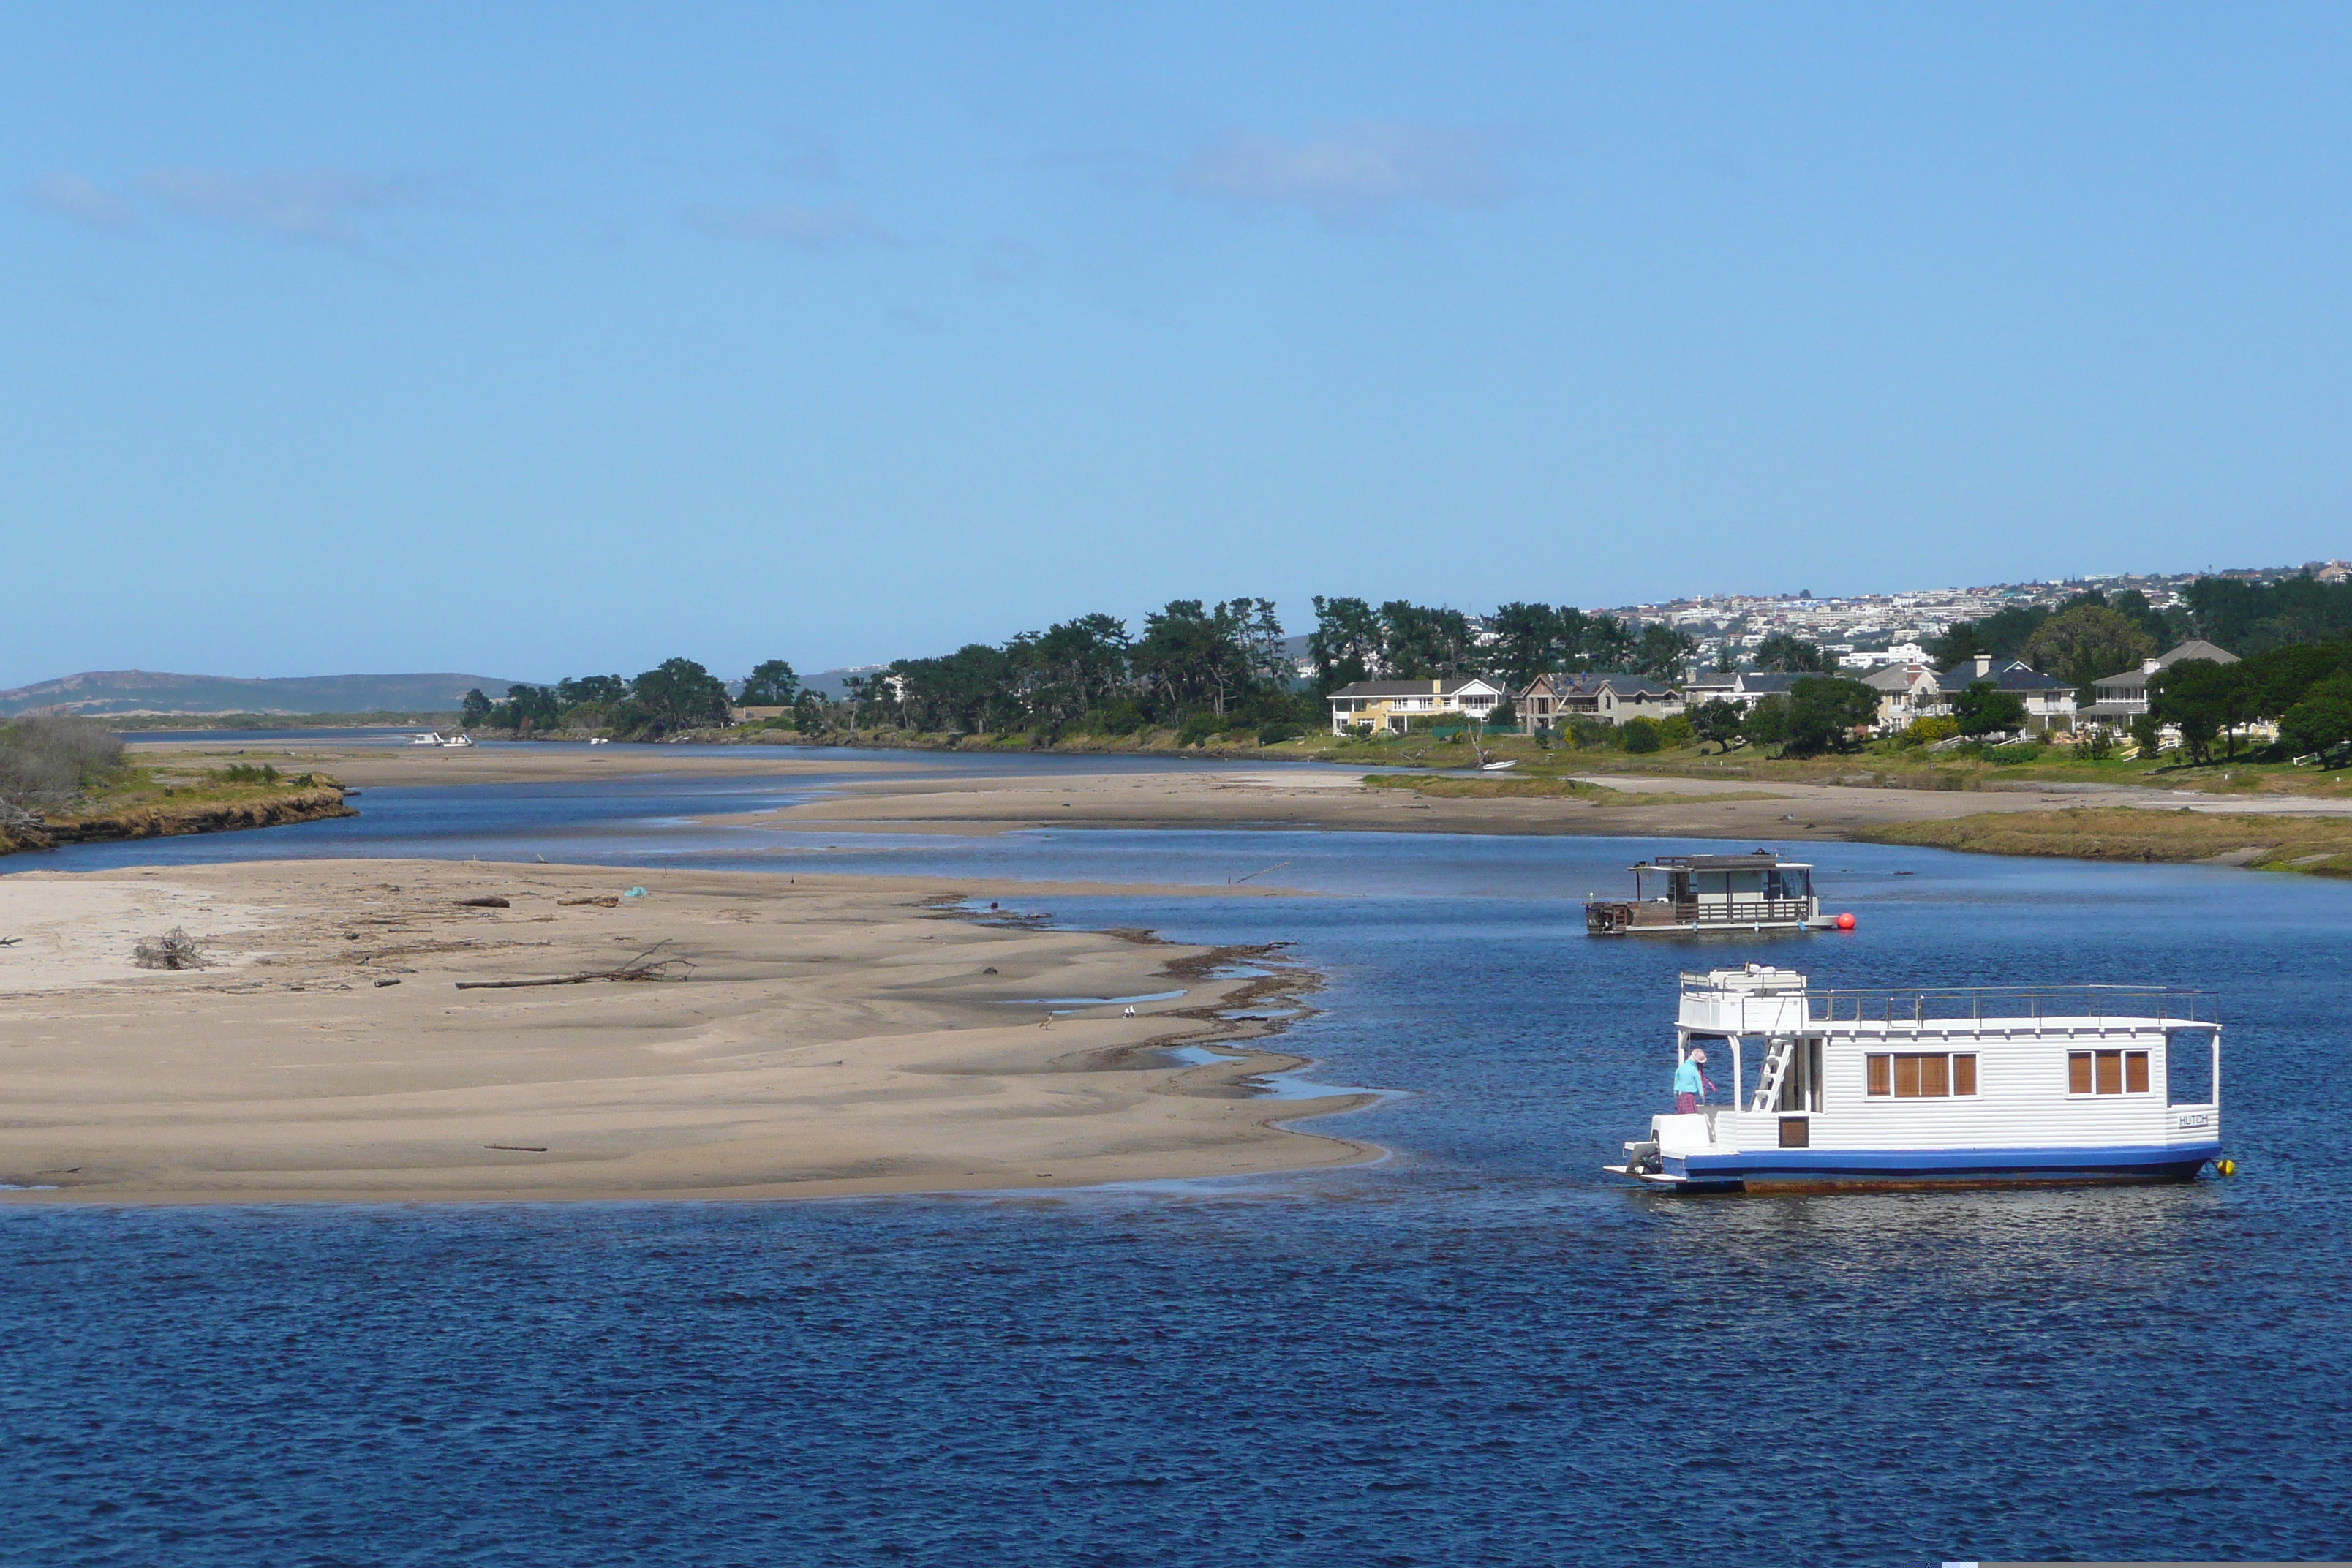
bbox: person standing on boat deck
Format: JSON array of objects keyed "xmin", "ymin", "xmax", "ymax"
[{"xmin": 1674, "ymin": 1048, "xmax": 1716, "ymax": 1115}]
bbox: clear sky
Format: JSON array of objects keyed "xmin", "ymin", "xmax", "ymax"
[{"xmin": 6, "ymin": 4, "xmax": 2350, "ymax": 686}]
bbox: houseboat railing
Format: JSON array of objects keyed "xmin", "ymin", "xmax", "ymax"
[
  {"xmin": 1784, "ymin": 984, "xmax": 2220, "ymax": 1027},
  {"xmin": 1670, "ymin": 898, "xmax": 1812, "ymax": 923}
]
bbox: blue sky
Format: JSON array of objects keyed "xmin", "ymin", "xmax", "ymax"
[{"xmin": 6, "ymin": 4, "xmax": 2350, "ymax": 686}]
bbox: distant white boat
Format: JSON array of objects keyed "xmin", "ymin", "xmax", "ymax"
[
  {"xmin": 588, "ymin": 736, "xmax": 610, "ymax": 746},
  {"xmin": 1480, "ymin": 758, "xmax": 1518, "ymax": 772},
  {"xmin": 410, "ymin": 731, "xmax": 442, "ymax": 745},
  {"xmin": 437, "ymin": 733, "xmax": 475, "ymax": 748}
]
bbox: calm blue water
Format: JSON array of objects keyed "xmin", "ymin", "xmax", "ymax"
[{"xmin": 5, "ymin": 768, "xmax": 2350, "ymax": 1566}]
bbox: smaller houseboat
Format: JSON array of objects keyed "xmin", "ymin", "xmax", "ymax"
[
  {"xmin": 1586, "ymin": 851, "xmax": 1829, "ymax": 935},
  {"xmin": 1607, "ymin": 965, "xmax": 2223, "ymax": 1191}
]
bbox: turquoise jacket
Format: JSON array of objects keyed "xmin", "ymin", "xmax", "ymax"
[{"xmin": 1673, "ymin": 1058, "xmax": 1705, "ymax": 1097}]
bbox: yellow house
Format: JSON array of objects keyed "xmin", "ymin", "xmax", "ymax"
[{"xmin": 1326, "ymin": 677, "xmax": 1507, "ymax": 736}]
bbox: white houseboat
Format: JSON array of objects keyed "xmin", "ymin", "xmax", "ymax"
[
  {"xmin": 1607, "ymin": 965, "xmax": 2223, "ymax": 1191},
  {"xmin": 1585, "ymin": 851, "xmax": 1835, "ymax": 935}
]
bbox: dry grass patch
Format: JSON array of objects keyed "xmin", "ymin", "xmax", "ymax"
[
  {"xmin": 1858, "ymin": 807, "xmax": 2352, "ymax": 875},
  {"xmin": 1363, "ymin": 773, "xmax": 1621, "ymax": 801}
]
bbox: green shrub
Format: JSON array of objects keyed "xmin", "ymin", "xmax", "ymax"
[
  {"xmin": 1898, "ymin": 716, "xmax": 1960, "ymax": 748},
  {"xmin": 0, "ymin": 715, "xmax": 127, "ymax": 805},
  {"xmin": 1565, "ymin": 718, "xmax": 1612, "ymax": 750},
  {"xmin": 1176, "ymin": 712, "xmax": 1223, "ymax": 747},
  {"xmin": 1096, "ymin": 701, "xmax": 1146, "ymax": 736},
  {"xmin": 219, "ymin": 763, "xmax": 282, "ymax": 784},
  {"xmin": 1257, "ymin": 722, "xmax": 1305, "ymax": 745},
  {"xmin": 1621, "ymin": 717, "xmax": 1663, "ymax": 753}
]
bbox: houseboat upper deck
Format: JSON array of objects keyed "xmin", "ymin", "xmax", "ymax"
[{"xmin": 1585, "ymin": 851, "xmax": 1833, "ymax": 935}]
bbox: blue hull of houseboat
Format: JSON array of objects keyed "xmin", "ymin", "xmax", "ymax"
[{"xmin": 1666, "ymin": 1142, "xmax": 2221, "ymax": 1191}]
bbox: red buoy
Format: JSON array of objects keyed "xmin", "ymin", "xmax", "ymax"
[{"xmin": 1836, "ymin": 912, "xmax": 1857, "ymax": 931}]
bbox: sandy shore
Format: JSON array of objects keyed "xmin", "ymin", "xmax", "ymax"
[{"xmin": 0, "ymin": 859, "xmax": 1373, "ymax": 1205}]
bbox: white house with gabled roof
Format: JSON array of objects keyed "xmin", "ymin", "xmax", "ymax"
[{"xmin": 1326, "ymin": 677, "xmax": 1506, "ymax": 736}]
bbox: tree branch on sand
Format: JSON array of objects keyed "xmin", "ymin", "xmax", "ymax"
[{"xmin": 453, "ymin": 941, "xmax": 695, "ymax": 990}]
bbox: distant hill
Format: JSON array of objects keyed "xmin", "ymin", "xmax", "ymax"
[{"xmin": 0, "ymin": 671, "xmax": 523, "ymax": 718}]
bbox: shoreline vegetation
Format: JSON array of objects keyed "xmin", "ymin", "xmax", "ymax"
[
  {"xmin": 0, "ymin": 860, "xmax": 1376, "ymax": 1205},
  {"xmin": 1856, "ymin": 807, "xmax": 2352, "ymax": 872},
  {"xmin": 1, "ymin": 715, "xmax": 352, "ymax": 857}
]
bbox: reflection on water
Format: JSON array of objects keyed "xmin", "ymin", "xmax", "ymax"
[{"xmin": 4, "ymin": 766, "xmax": 2350, "ymax": 1564}]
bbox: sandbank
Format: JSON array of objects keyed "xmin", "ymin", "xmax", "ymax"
[
  {"xmin": 127, "ymin": 736, "xmax": 2352, "ymax": 848},
  {"xmin": 0, "ymin": 859, "xmax": 1374, "ymax": 1205},
  {"xmin": 720, "ymin": 766, "xmax": 2352, "ymax": 843}
]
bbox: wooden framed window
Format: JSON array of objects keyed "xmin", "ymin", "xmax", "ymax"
[
  {"xmin": 2070, "ymin": 1049, "xmax": 2152, "ymax": 1095},
  {"xmin": 1866, "ymin": 1053, "xmax": 1978, "ymax": 1098}
]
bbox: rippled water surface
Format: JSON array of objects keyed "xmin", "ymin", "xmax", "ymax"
[{"xmin": 5, "ymin": 763, "xmax": 2350, "ymax": 1565}]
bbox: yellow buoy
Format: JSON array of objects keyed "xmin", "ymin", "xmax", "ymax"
[{"xmin": 2217, "ymin": 1158, "xmax": 2236, "ymax": 1177}]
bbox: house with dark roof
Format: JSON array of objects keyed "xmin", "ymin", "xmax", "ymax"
[
  {"xmin": 1327, "ymin": 676, "xmax": 1507, "ymax": 736},
  {"xmin": 1513, "ymin": 673, "xmax": 1686, "ymax": 732},
  {"xmin": 1881, "ymin": 655, "xmax": 2076, "ymax": 732},
  {"xmin": 1556, "ymin": 674, "xmax": 1681, "ymax": 729},
  {"xmin": 1862, "ymin": 663, "xmax": 1939, "ymax": 728},
  {"xmin": 1678, "ymin": 670, "xmax": 1803, "ymax": 711},
  {"xmin": 2084, "ymin": 641, "xmax": 2239, "ymax": 721}
]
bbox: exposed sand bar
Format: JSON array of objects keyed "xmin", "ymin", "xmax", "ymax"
[
  {"xmin": 125, "ymin": 736, "xmax": 932, "ymax": 789},
  {"xmin": 0, "ymin": 859, "xmax": 1372, "ymax": 1205},
  {"xmin": 731, "ymin": 766, "xmax": 2352, "ymax": 842},
  {"xmin": 129, "ymin": 736, "xmax": 2352, "ymax": 844}
]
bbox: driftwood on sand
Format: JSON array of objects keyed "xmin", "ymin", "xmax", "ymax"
[
  {"xmin": 453, "ymin": 941, "xmax": 693, "ymax": 990},
  {"xmin": 133, "ymin": 927, "xmax": 208, "ymax": 970}
]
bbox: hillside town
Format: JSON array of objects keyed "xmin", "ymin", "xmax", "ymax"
[
  {"xmin": 1322, "ymin": 560, "xmax": 2352, "ymax": 753},
  {"xmin": 1599, "ymin": 560, "xmax": 2348, "ymax": 673}
]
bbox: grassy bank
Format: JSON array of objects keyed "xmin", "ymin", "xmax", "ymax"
[
  {"xmin": 0, "ymin": 765, "xmax": 355, "ymax": 854},
  {"xmin": 1857, "ymin": 807, "xmax": 2352, "ymax": 875},
  {"xmin": 103, "ymin": 712, "xmax": 460, "ymax": 731}
]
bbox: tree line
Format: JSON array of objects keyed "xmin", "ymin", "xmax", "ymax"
[
  {"xmin": 462, "ymin": 659, "xmax": 736, "ymax": 740},
  {"xmin": 2149, "ymin": 641, "xmax": 2352, "ymax": 765},
  {"xmin": 456, "ymin": 595, "xmax": 1704, "ymax": 744},
  {"xmin": 1926, "ymin": 575, "xmax": 2352, "ymax": 690}
]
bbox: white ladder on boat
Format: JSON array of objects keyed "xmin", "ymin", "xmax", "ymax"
[{"xmin": 1749, "ymin": 1037, "xmax": 1793, "ymax": 1112}]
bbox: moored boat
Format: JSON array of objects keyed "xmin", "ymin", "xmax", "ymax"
[
  {"xmin": 1585, "ymin": 851, "xmax": 1838, "ymax": 935},
  {"xmin": 1607, "ymin": 965, "xmax": 2223, "ymax": 1192}
]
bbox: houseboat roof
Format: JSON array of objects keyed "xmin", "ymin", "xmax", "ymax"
[{"xmin": 1636, "ymin": 851, "xmax": 1811, "ymax": 872}]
